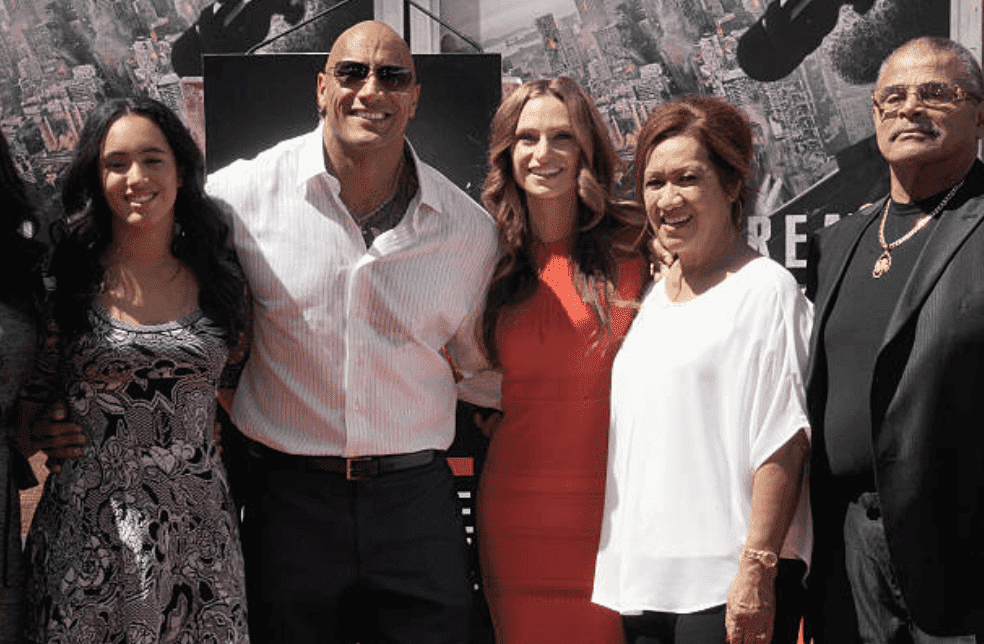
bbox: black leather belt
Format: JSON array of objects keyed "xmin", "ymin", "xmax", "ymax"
[{"xmin": 245, "ymin": 439, "xmax": 440, "ymax": 481}]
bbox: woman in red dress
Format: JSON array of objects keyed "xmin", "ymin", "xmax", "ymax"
[{"xmin": 476, "ymin": 77, "xmax": 649, "ymax": 643}]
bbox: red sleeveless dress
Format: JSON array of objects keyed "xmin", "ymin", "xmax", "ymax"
[{"xmin": 477, "ymin": 238, "xmax": 644, "ymax": 643}]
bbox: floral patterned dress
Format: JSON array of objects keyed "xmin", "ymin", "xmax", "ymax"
[{"xmin": 23, "ymin": 306, "xmax": 249, "ymax": 644}]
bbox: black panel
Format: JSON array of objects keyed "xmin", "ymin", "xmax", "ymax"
[{"xmin": 203, "ymin": 53, "xmax": 501, "ymax": 202}]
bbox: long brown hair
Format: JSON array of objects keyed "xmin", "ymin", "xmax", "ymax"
[{"xmin": 479, "ymin": 77, "xmax": 646, "ymax": 367}]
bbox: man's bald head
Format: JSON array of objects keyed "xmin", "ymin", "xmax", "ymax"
[
  {"xmin": 316, "ymin": 20, "xmax": 421, "ymax": 163},
  {"xmin": 326, "ymin": 21, "xmax": 416, "ymax": 81}
]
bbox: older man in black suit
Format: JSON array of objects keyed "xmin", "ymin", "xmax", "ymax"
[{"xmin": 806, "ymin": 36, "xmax": 984, "ymax": 644}]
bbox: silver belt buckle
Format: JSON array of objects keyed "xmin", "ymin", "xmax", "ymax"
[{"xmin": 346, "ymin": 456, "xmax": 375, "ymax": 481}]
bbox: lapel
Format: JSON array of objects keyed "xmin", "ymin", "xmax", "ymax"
[
  {"xmin": 806, "ymin": 199, "xmax": 882, "ymax": 422},
  {"xmin": 878, "ymin": 161, "xmax": 984, "ymax": 355},
  {"xmin": 813, "ymin": 199, "xmax": 886, "ymax": 334}
]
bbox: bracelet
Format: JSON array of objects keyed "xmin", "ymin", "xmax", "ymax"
[{"xmin": 741, "ymin": 547, "xmax": 778, "ymax": 569}]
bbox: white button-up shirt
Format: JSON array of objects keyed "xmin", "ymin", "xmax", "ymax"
[{"xmin": 206, "ymin": 126, "xmax": 499, "ymax": 456}]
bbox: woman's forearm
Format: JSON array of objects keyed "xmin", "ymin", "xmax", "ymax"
[
  {"xmin": 725, "ymin": 428, "xmax": 810, "ymax": 643},
  {"xmin": 744, "ymin": 428, "xmax": 810, "ymax": 554}
]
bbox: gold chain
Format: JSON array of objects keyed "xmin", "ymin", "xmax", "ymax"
[{"xmin": 872, "ymin": 179, "xmax": 964, "ymax": 278}]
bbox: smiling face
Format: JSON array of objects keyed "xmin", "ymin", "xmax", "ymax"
[
  {"xmin": 317, "ymin": 21, "xmax": 420, "ymax": 162},
  {"xmin": 643, "ymin": 134, "xmax": 739, "ymax": 269},
  {"xmin": 874, "ymin": 44, "xmax": 984, "ymax": 179},
  {"xmin": 512, "ymin": 95, "xmax": 580, "ymax": 208},
  {"xmin": 100, "ymin": 113, "xmax": 181, "ymax": 233}
]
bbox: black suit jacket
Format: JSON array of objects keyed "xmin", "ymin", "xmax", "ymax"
[{"xmin": 806, "ymin": 160, "xmax": 984, "ymax": 639}]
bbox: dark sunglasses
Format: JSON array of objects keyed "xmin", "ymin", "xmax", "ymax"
[{"xmin": 332, "ymin": 61, "xmax": 415, "ymax": 92}]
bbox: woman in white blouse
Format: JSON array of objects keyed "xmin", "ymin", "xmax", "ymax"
[{"xmin": 593, "ymin": 95, "xmax": 812, "ymax": 644}]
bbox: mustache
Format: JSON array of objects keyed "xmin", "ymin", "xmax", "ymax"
[{"xmin": 890, "ymin": 123, "xmax": 941, "ymax": 141}]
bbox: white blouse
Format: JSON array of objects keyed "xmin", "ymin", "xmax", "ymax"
[{"xmin": 593, "ymin": 256, "xmax": 813, "ymax": 615}]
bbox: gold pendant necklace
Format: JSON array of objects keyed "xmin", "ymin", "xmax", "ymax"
[{"xmin": 872, "ymin": 179, "xmax": 964, "ymax": 278}]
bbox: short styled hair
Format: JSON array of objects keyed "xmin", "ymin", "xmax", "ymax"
[
  {"xmin": 879, "ymin": 36, "xmax": 984, "ymax": 100},
  {"xmin": 634, "ymin": 95, "xmax": 754, "ymax": 227}
]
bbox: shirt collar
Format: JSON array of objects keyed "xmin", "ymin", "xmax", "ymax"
[
  {"xmin": 296, "ymin": 124, "xmax": 442, "ymax": 215},
  {"xmin": 296, "ymin": 125, "xmax": 331, "ymax": 189},
  {"xmin": 409, "ymin": 142, "xmax": 444, "ymax": 215}
]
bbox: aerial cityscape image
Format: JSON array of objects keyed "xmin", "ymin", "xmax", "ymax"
[
  {"xmin": 476, "ymin": 0, "xmax": 947, "ymax": 274},
  {"xmin": 0, "ymin": 0, "xmax": 950, "ymax": 271}
]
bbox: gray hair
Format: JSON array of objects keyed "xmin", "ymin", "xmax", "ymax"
[{"xmin": 879, "ymin": 36, "xmax": 984, "ymax": 100}]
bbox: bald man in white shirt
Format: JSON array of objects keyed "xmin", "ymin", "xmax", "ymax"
[{"xmin": 207, "ymin": 20, "xmax": 498, "ymax": 643}]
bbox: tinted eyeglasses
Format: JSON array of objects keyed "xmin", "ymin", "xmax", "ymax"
[
  {"xmin": 872, "ymin": 81, "xmax": 981, "ymax": 117},
  {"xmin": 332, "ymin": 61, "xmax": 415, "ymax": 92}
]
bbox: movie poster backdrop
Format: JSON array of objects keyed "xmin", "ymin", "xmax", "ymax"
[
  {"xmin": 0, "ymin": 0, "xmax": 958, "ymax": 273},
  {"xmin": 478, "ymin": 0, "xmax": 949, "ymax": 282},
  {"xmin": 0, "ymin": 0, "xmax": 372, "ymax": 229}
]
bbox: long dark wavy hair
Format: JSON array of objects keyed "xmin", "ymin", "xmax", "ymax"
[
  {"xmin": 50, "ymin": 97, "xmax": 246, "ymax": 345},
  {"xmin": 0, "ymin": 129, "xmax": 45, "ymax": 315},
  {"xmin": 479, "ymin": 77, "xmax": 646, "ymax": 367}
]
